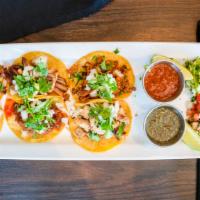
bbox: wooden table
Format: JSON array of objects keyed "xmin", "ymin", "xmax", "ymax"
[{"xmin": 0, "ymin": 1, "xmax": 198, "ymax": 199}]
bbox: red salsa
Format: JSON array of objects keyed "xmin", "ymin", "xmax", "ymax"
[{"xmin": 144, "ymin": 63, "xmax": 181, "ymax": 101}]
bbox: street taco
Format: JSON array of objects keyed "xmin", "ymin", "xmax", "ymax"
[
  {"xmin": 69, "ymin": 51, "xmax": 135, "ymax": 103},
  {"xmin": 68, "ymin": 99, "xmax": 132, "ymax": 152},
  {"xmin": 5, "ymin": 51, "xmax": 69, "ymax": 101},
  {"xmin": 4, "ymin": 95, "xmax": 68, "ymax": 142}
]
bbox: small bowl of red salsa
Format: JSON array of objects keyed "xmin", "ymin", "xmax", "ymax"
[{"xmin": 143, "ymin": 60, "xmax": 184, "ymax": 102}]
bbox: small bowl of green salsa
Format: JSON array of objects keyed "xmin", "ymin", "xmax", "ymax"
[{"xmin": 144, "ymin": 105, "xmax": 185, "ymax": 146}]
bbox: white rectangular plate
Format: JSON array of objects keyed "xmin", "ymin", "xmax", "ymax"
[{"xmin": 0, "ymin": 42, "xmax": 200, "ymax": 160}]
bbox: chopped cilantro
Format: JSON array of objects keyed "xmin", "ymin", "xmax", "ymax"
[
  {"xmin": 0, "ymin": 83, "xmax": 3, "ymax": 92},
  {"xmin": 89, "ymin": 104, "xmax": 114, "ymax": 135},
  {"xmin": 17, "ymin": 104, "xmax": 25, "ymax": 112},
  {"xmin": 113, "ymin": 48, "xmax": 120, "ymax": 54},
  {"xmin": 89, "ymin": 131, "xmax": 100, "ymax": 142},
  {"xmin": 88, "ymin": 74, "xmax": 117, "ymax": 101},
  {"xmin": 15, "ymin": 74, "xmax": 25, "ymax": 82},
  {"xmin": 73, "ymin": 72, "xmax": 82, "ymax": 80},
  {"xmin": 18, "ymin": 99, "xmax": 55, "ymax": 133},
  {"xmin": 89, "ymin": 104, "xmax": 112, "ymax": 120},
  {"xmin": 88, "ymin": 103, "xmax": 126, "ymax": 140},
  {"xmin": 14, "ymin": 72, "xmax": 51, "ymax": 98},
  {"xmin": 13, "ymin": 57, "xmax": 51, "ymax": 98},
  {"xmin": 100, "ymin": 59, "xmax": 107, "ymax": 70},
  {"xmin": 116, "ymin": 122, "xmax": 125, "ymax": 139},
  {"xmin": 191, "ymin": 96, "xmax": 195, "ymax": 102},
  {"xmin": 34, "ymin": 61, "xmax": 48, "ymax": 76},
  {"xmin": 100, "ymin": 58, "xmax": 113, "ymax": 71},
  {"xmin": 38, "ymin": 77, "xmax": 52, "ymax": 93},
  {"xmin": 14, "ymin": 75, "xmax": 37, "ymax": 98},
  {"xmin": 73, "ymin": 72, "xmax": 83, "ymax": 85}
]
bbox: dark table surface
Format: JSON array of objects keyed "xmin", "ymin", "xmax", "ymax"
[{"xmin": 1, "ymin": 0, "xmax": 199, "ymax": 200}]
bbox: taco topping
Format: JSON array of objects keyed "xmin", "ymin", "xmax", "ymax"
[
  {"xmin": 86, "ymin": 72, "xmax": 117, "ymax": 101},
  {"xmin": 71, "ymin": 101, "xmax": 129, "ymax": 141},
  {"xmin": 186, "ymin": 93, "xmax": 200, "ymax": 135},
  {"xmin": 13, "ymin": 98, "xmax": 67, "ymax": 136},
  {"xmin": 145, "ymin": 107, "xmax": 182, "ymax": 144},
  {"xmin": 5, "ymin": 56, "xmax": 69, "ymax": 100},
  {"xmin": 185, "ymin": 57, "xmax": 200, "ymax": 95},
  {"xmin": 184, "ymin": 57, "xmax": 200, "ymax": 134},
  {"xmin": 70, "ymin": 54, "xmax": 135, "ymax": 102}
]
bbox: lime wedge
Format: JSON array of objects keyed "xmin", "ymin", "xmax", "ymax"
[
  {"xmin": 183, "ymin": 122, "xmax": 200, "ymax": 151},
  {"xmin": 151, "ymin": 55, "xmax": 193, "ymax": 81}
]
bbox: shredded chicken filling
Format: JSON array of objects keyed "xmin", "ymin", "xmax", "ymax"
[{"xmin": 72, "ymin": 102, "xmax": 129, "ymax": 141}]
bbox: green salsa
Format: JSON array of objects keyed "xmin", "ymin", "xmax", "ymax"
[{"xmin": 145, "ymin": 107, "xmax": 182, "ymax": 145}]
